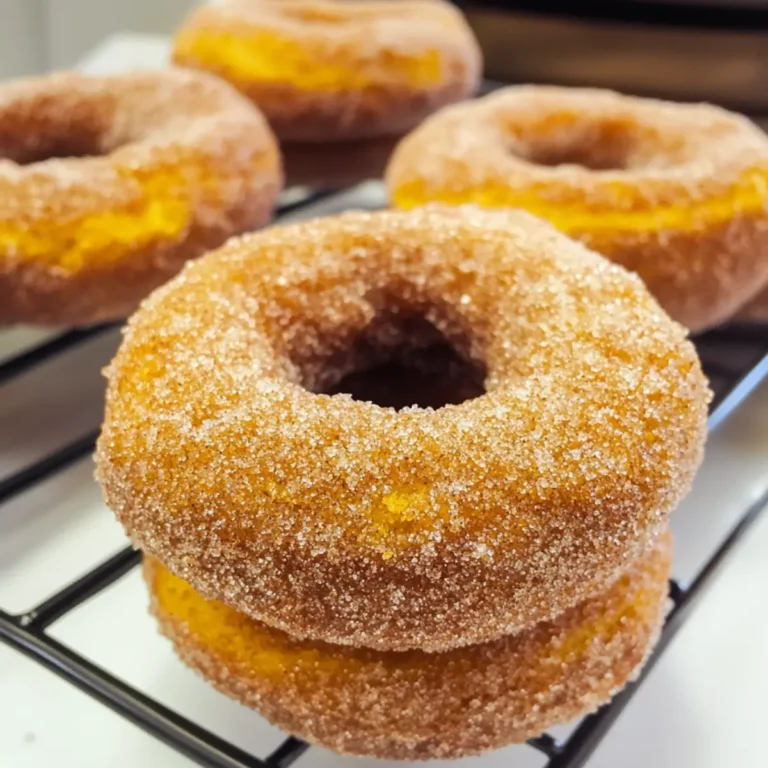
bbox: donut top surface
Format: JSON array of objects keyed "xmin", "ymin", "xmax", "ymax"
[
  {"xmin": 387, "ymin": 86, "xmax": 768, "ymax": 237},
  {"xmin": 97, "ymin": 206, "xmax": 709, "ymax": 650},
  {"xmin": 0, "ymin": 69, "xmax": 277, "ymax": 274},
  {"xmin": 173, "ymin": 0, "xmax": 479, "ymax": 93}
]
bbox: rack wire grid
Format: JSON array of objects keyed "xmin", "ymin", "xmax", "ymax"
[{"xmin": 1, "ymin": 182, "xmax": 768, "ymax": 768}]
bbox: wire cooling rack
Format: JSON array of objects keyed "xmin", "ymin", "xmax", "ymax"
[{"xmin": 1, "ymin": 183, "xmax": 768, "ymax": 768}]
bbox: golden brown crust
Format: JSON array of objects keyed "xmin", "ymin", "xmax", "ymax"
[
  {"xmin": 97, "ymin": 206, "xmax": 709, "ymax": 651},
  {"xmin": 386, "ymin": 85, "xmax": 768, "ymax": 332},
  {"xmin": 0, "ymin": 68, "xmax": 282, "ymax": 327},
  {"xmin": 172, "ymin": 0, "xmax": 481, "ymax": 142},
  {"xmin": 145, "ymin": 530, "xmax": 672, "ymax": 760}
]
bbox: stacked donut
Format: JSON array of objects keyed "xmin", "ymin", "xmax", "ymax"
[{"xmin": 97, "ymin": 206, "xmax": 710, "ymax": 758}]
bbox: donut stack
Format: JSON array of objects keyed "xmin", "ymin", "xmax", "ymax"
[{"xmin": 97, "ymin": 207, "xmax": 710, "ymax": 759}]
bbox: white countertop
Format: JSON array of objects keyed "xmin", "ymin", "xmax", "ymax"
[{"xmin": 1, "ymin": 33, "xmax": 767, "ymax": 768}]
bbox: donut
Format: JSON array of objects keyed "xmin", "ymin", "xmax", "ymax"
[
  {"xmin": 172, "ymin": 0, "xmax": 482, "ymax": 142},
  {"xmin": 96, "ymin": 206, "xmax": 709, "ymax": 652},
  {"xmin": 386, "ymin": 85, "xmax": 768, "ymax": 332},
  {"xmin": 0, "ymin": 68, "xmax": 281, "ymax": 327},
  {"xmin": 145, "ymin": 529, "xmax": 672, "ymax": 760}
]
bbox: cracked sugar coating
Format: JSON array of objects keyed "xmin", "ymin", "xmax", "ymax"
[
  {"xmin": 0, "ymin": 68, "xmax": 281, "ymax": 327},
  {"xmin": 172, "ymin": 0, "xmax": 481, "ymax": 142},
  {"xmin": 96, "ymin": 206, "xmax": 709, "ymax": 652},
  {"xmin": 386, "ymin": 85, "xmax": 768, "ymax": 332},
  {"xmin": 145, "ymin": 530, "xmax": 672, "ymax": 760}
]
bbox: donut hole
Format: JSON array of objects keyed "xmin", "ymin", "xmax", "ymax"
[
  {"xmin": 3, "ymin": 139, "xmax": 103, "ymax": 165},
  {"xmin": 521, "ymin": 140, "xmax": 628, "ymax": 171},
  {"xmin": 0, "ymin": 109, "xmax": 111, "ymax": 165},
  {"xmin": 308, "ymin": 312, "xmax": 486, "ymax": 410},
  {"xmin": 511, "ymin": 116, "xmax": 640, "ymax": 171}
]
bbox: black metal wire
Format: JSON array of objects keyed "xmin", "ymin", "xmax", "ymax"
[
  {"xmin": 0, "ymin": 182, "xmax": 767, "ymax": 768},
  {"xmin": 548, "ymin": 485, "xmax": 768, "ymax": 768},
  {"xmin": 0, "ymin": 431, "xmax": 98, "ymax": 503},
  {"xmin": 0, "ymin": 325, "xmax": 114, "ymax": 385},
  {"xmin": 0, "ymin": 614, "xmax": 269, "ymax": 768}
]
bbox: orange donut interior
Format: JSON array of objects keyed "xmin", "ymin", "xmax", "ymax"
[
  {"xmin": 174, "ymin": 29, "xmax": 443, "ymax": 93},
  {"xmin": 392, "ymin": 168, "xmax": 768, "ymax": 240},
  {"xmin": 0, "ymin": 166, "xmax": 190, "ymax": 273},
  {"xmin": 147, "ymin": 532, "xmax": 670, "ymax": 692}
]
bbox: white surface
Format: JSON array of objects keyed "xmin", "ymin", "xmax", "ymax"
[
  {"xmin": 1, "ymin": 32, "xmax": 767, "ymax": 768},
  {"xmin": 0, "ymin": 1, "xmax": 46, "ymax": 78},
  {"xmin": 0, "ymin": 0, "xmax": 197, "ymax": 77}
]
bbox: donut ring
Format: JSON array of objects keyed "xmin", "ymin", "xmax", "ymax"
[
  {"xmin": 172, "ymin": 0, "xmax": 482, "ymax": 142},
  {"xmin": 0, "ymin": 69, "xmax": 281, "ymax": 327},
  {"xmin": 145, "ymin": 530, "xmax": 672, "ymax": 760},
  {"xmin": 97, "ymin": 206, "xmax": 708, "ymax": 651},
  {"xmin": 386, "ymin": 85, "xmax": 768, "ymax": 332}
]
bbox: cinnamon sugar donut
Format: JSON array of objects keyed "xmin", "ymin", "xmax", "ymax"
[
  {"xmin": 145, "ymin": 529, "xmax": 672, "ymax": 759},
  {"xmin": 386, "ymin": 85, "xmax": 768, "ymax": 332},
  {"xmin": 97, "ymin": 206, "xmax": 708, "ymax": 652},
  {"xmin": 0, "ymin": 69, "xmax": 281, "ymax": 327},
  {"xmin": 172, "ymin": 0, "xmax": 481, "ymax": 141}
]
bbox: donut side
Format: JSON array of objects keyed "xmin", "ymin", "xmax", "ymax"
[{"xmin": 145, "ymin": 529, "xmax": 672, "ymax": 760}]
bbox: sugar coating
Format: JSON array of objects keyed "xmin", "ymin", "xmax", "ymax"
[
  {"xmin": 96, "ymin": 206, "xmax": 709, "ymax": 652},
  {"xmin": 0, "ymin": 68, "xmax": 281, "ymax": 326},
  {"xmin": 145, "ymin": 529, "xmax": 672, "ymax": 759},
  {"xmin": 172, "ymin": 0, "xmax": 482, "ymax": 141},
  {"xmin": 386, "ymin": 85, "xmax": 768, "ymax": 331}
]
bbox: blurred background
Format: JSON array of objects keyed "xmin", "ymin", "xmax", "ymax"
[
  {"xmin": 0, "ymin": 0, "xmax": 198, "ymax": 77},
  {"xmin": 3, "ymin": 0, "xmax": 768, "ymax": 120}
]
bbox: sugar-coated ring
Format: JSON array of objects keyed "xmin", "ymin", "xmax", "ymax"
[
  {"xmin": 97, "ymin": 206, "xmax": 708, "ymax": 652},
  {"xmin": 0, "ymin": 69, "xmax": 281, "ymax": 327},
  {"xmin": 386, "ymin": 85, "xmax": 768, "ymax": 332},
  {"xmin": 146, "ymin": 530, "xmax": 672, "ymax": 760},
  {"xmin": 172, "ymin": 0, "xmax": 482, "ymax": 142}
]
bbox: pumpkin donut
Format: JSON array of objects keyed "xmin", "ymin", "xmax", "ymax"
[
  {"xmin": 0, "ymin": 68, "xmax": 281, "ymax": 327},
  {"xmin": 386, "ymin": 85, "xmax": 768, "ymax": 332},
  {"xmin": 96, "ymin": 206, "xmax": 708, "ymax": 651},
  {"xmin": 172, "ymin": 0, "xmax": 482, "ymax": 141},
  {"xmin": 145, "ymin": 529, "xmax": 672, "ymax": 759}
]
